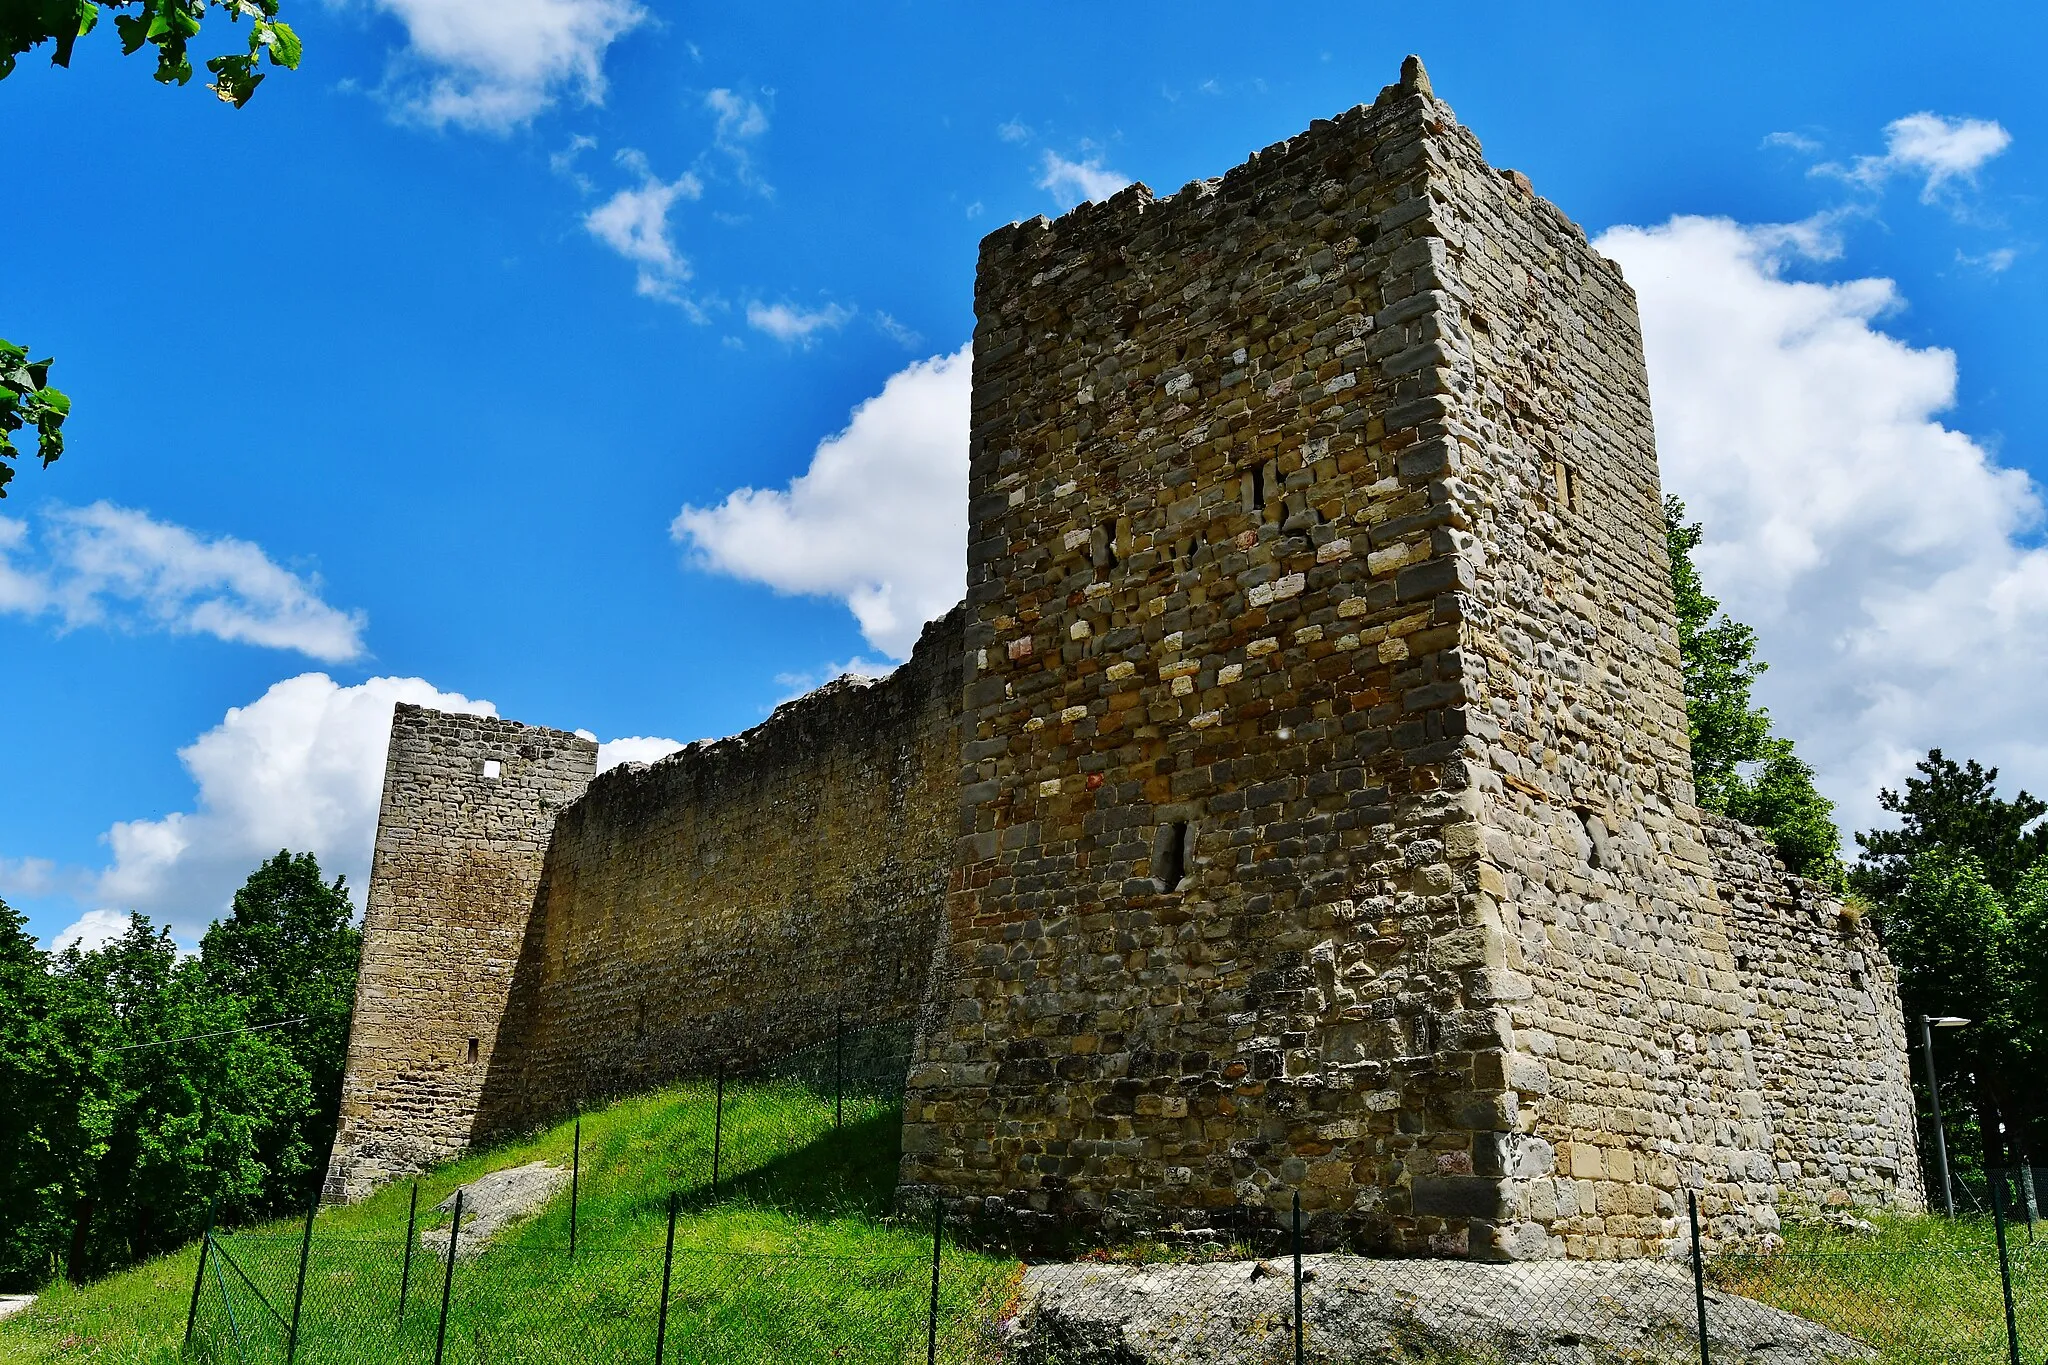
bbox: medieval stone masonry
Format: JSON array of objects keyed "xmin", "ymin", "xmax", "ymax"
[{"xmin": 328, "ymin": 57, "xmax": 1923, "ymax": 1258}]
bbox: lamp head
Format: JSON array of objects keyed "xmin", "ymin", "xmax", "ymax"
[{"xmin": 1927, "ymin": 1016, "xmax": 1971, "ymax": 1029}]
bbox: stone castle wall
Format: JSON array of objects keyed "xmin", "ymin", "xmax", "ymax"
[
  {"xmin": 905, "ymin": 64, "xmax": 1565, "ymax": 1253},
  {"xmin": 472, "ymin": 610, "xmax": 963, "ymax": 1134},
  {"xmin": 1424, "ymin": 104, "xmax": 1782, "ymax": 1257},
  {"xmin": 1709, "ymin": 815, "xmax": 1924, "ymax": 1213},
  {"xmin": 328, "ymin": 59, "xmax": 1922, "ymax": 1251},
  {"xmin": 325, "ymin": 707, "xmax": 598, "ymax": 1203}
]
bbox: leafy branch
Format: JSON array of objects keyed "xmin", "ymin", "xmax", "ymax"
[
  {"xmin": 0, "ymin": 0, "xmax": 302, "ymax": 107},
  {"xmin": 0, "ymin": 340, "xmax": 69, "ymax": 500}
]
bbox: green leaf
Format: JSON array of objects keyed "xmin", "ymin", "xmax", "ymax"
[
  {"xmin": 77, "ymin": 2, "xmax": 99, "ymax": 37},
  {"xmin": 115, "ymin": 12, "xmax": 148, "ymax": 54},
  {"xmin": 264, "ymin": 20, "xmax": 301, "ymax": 68}
]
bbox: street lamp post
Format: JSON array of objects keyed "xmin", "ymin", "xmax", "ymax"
[{"xmin": 1920, "ymin": 1015, "xmax": 1971, "ymax": 1217}]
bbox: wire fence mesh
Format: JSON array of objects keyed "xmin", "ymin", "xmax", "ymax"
[{"xmin": 173, "ymin": 1012, "xmax": 2047, "ymax": 1365}]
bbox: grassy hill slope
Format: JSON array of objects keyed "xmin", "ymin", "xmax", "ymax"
[{"xmin": 0, "ymin": 1078, "xmax": 1015, "ymax": 1363}]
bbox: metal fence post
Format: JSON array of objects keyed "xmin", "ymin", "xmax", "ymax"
[
  {"xmin": 183, "ymin": 1208, "xmax": 215, "ymax": 1346},
  {"xmin": 433, "ymin": 1189, "xmax": 463, "ymax": 1365},
  {"xmin": 1993, "ymin": 1177, "xmax": 2022, "ymax": 1365},
  {"xmin": 835, "ymin": 1011, "xmax": 845, "ymax": 1130},
  {"xmin": 711, "ymin": 1067, "xmax": 725, "ymax": 1198},
  {"xmin": 926, "ymin": 1197, "xmax": 943, "ymax": 1365},
  {"xmin": 571, "ymin": 1117, "xmax": 581, "ymax": 1260},
  {"xmin": 286, "ymin": 1194, "xmax": 316, "ymax": 1364},
  {"xmin": 1689, "ymin": 1191, "xmax": 1710, "ymax": 1365},
  {"xmin": 655, "ymin": 1191, "xmax": 678, "ymax": 1363},
  {"xmin": 398, "ymin": 1180, "xmax": 419, "ymax": 1325},
  {"xmin": 1292, "ymin": 1190, "xmax": 1304, "ymax": 1365}
]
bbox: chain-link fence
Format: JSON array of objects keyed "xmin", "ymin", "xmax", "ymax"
[{"xmin": 172, "ymin": 1010, "xmax": 2047, "ymax": 1365}]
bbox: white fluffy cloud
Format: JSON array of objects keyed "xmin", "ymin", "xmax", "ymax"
[
  {"xmin": 595, "ymin": 734, "xmax": 685, "ymax": 771},
  {"xmin": 365, "ymin": 0, "xmax": 646, "ymax": 132},
  {"xmin": 672, "ymin": 344, "xmax": 971, "ymax": 659},
  {"xmin": 86, "ymin": 674, "xmax": 497, "ymax": 939},
  {"xmin": 1037, "ymin": 151, "xmax": 1132, "ymax": 206},
  {"xmin": 1597, "ymin": 216, "xmax": 2048, "ymax": 841},
  {"xmin": 746, "ymin": 301, "xmax": 855, "ymax": 345},
  {"xmin": 584, "ymin": 150, "xmax": 703, "ymax": 306},
  {"xmin": 20, "ymin": 674, "xmax": 700, "ymax": 948},
  {"xmin": 0, "ymin": 503, "xmax": 366, "ymax": 662},
  {"xmin": 51, "ymin": 909, "xmax": 132, "ymax": 955},
  {"xmin": 1834, "ymin": 112, "xmax": 2013, "ymax": 201}
]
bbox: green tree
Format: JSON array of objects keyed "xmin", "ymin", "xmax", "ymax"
[
  {"xmin": 1853, "ymin": 750, "xmax": 2048, "ymax": 904},
  {"xmin": 1664, "ymin": 496, "xmax": 1843, "ymax": 880},
  {"xmin": 0, "ymin": 340, "xmax": 68, "ymax": 498},
  {"xmin": 1854, "ymin": 753, "xmax": 2048, "ymax": 1180},
  {"xmin": 0, "ymin": 898, "xmax": 105, "ymax": 1289},
  {"xmin": 1, "ymin": 0, "xmax": 302, "ymax": 106},
  {"xmin": 196, "ymin": 850, "xmax": 361, "ymax": 1210}
]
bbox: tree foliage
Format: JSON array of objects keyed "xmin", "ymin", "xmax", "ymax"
[
  {"xmin": 0, "ymin": 851, "xmax": 359, "ymax": 1292},
  {"xmin": 1, "ymin": 0, "xmax": 302, "ymax": 107},
  {"xmin": 1664, "ymin": 496, "xmax": 1843, "ymax": 880},
  {"xmin": 0, "ymin": 339, "xmax": 68, "ymax": 499},
  {"xmin": 1853, "ymin": 750, "xmax": 2048, "ymax": 904},
  {"xmin": 1854, "ymin": 754, "xmax": 2048, "ymax": 1182}
]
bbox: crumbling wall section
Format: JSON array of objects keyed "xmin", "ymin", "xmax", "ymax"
[
  {"xmin": 325, "ymin": 707, "xmax": 598, "ymax": 1203},
  {"xmin": 1709, "ymin": 816, "xmax": 1925, "ymax": 1213},
  {"xmin": 473, "ymin": 610, "xmax": 964, "ymax": 1134}
]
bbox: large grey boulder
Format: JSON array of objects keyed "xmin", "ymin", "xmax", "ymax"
[
  {"xmin": 1004, "ymin": 1255, "xmax": 1872, "ymax": 1364},
  {"xmin": 419, "ymin": 1161, "xmax": 569, "ymax": 1259}
]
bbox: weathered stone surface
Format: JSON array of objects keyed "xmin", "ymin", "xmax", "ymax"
[
  {"xmin": 419, "ymin": 1160, "xmax": 569, "ymax": 1258},
  {"xmin": 475, "ymin": 608, "xmax": 963, "ymax": 1132},
  {"xmin": 327, "ymin": 57, "xmax": 1922, "ymax": 1255},
  {"xmin": 1006, "ymin": 1256, "xmax": 1873, "ymax": 1364},
  {"xmin": 325, "ymin": 708, "xmax": 599, "ymax": 1203}
]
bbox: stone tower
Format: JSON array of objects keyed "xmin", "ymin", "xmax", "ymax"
[
  {"xmin": 324, "ymin": 705, "xmax": 597, "ymax": 1203},
  {"xmin": 900, "ymin": 58, "xmax": 1832, "ymax": 1258}
]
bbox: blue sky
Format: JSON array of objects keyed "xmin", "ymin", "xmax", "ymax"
[{"xmin": 2, "ymin": 1, "xmax": 2040, "ymax": 951}]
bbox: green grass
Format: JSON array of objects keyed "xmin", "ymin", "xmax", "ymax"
[
  {"xmin": 0, "ymin": 1079, "xmax": 1017, "ymax": 1364},
  {"xmin": 10, "ymin": 1091, "xmax": 2044, "ymax": 1365},
  {"xmin": 1710, "ymin": 1209, "xmax": 2048, "ymax": 1365}
]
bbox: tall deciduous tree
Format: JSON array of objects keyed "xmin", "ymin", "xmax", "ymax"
[
  {"xmin": 197, "ymin": 850, "xmax": 361, "ymax": 1209},
  {"xmin": 1664, "ymin": 496, "xmax": 1844, "ymax": 880}
]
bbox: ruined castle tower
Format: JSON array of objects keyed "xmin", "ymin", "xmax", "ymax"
[
  {"xmin": 325, "ymin": 57, "xmax": 1920, "ymax": 1256},
  {"xmin": 324, "ymin": 707, "xmax": 598, "ymax": 1203},
  {"xmin": 897, "ymin": 58, "xmax": 1919, "ymax": 1257}
]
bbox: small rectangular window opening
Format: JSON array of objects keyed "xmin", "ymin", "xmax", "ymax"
[
  {"xmin": 1247, "ymin": 464, "xmax": 1267, "ymax": 512},
  {"xmin": 1550, "ymin": 460, "xmax": 1582, "ymax": 513},
  {"xmin": 482, "ymin": 759, "xmax": 502, "ymax": 780},
  {"xmin": 1152, "ymin": 819, "xmax": 1193, "ymax": 893},
  {"xmin": 465, "ymin": 1037, "xmax": 479, "ymax": 1065},
  {"xmin": 1093, "ymin": 520, "xmax": 1119, "ymax": 575}
]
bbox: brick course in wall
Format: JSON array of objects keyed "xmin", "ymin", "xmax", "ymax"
[{"xmin": 327, "ymin": 58, "xmax": 1922, "ymax": 1256}]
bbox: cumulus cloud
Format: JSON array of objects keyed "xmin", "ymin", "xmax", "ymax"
[
  {"xmin": 364, "ymin": 0, "xmax": 646, "ymax": 132},
  {"xmin": 83, "ymin": 675, "xmax": 497, "ymax": 938},
  {"xmin": 1037, "ymin": 150, "xmax": 1132, "ymax": 206},
  {"xmin": 584, "ymin": 150, "xmax": 703, "ymax": 308},
  {"xmin": 672, "ymin": 344, "xmax": 971, "ymax": 659},
  {"xmin": 1596, "ymin": 215, "xmax": 2048, "ymax": 842},
  {"xmin": 1816, "ymin": 111, "xmax": 2012, "ymax": 204},
  {"xmin": 0, "ymin": 503, "xmax": 366, "ymax": 662},
  {"xmin": 746, "ymin": 300, "xmax": 855, "ymax": 345},
  {"xmin": 51, "ymin": 909, "xmax": 134, "ymax": 955},
  {"xmin": 595, "ymin": 735, "xmax": 686, "ymax": 771}
]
